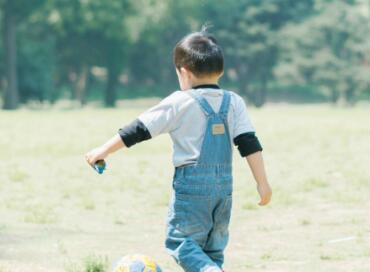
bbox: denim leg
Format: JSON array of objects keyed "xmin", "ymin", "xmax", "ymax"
[
  {"xmin": 203, "ymin": 196, "xmax": 232, "ymax": 268},
  {"xmin": 165, "ymin": 193, "xmax": 222, "ymax": 272}
]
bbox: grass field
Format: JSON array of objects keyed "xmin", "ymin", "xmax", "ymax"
[{"xmin": 0, "ymin": 101, "xmax": 369, "ymax": 272}]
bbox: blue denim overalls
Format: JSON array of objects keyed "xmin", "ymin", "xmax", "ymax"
[{"xmin": 165, "ymin": 89, "xmax": 233, "ymax": 272}]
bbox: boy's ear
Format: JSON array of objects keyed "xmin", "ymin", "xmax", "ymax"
[
  {"xmin": 179, "ymin": 67, "xmax": 188, "ymax": 75},
  {"xmin": 175, "ymin": 67, "xmax": 181, "ymax": 76},
  {"xmin": 180, "ymin": 67, "xmax": 194, "ymax": 80}
]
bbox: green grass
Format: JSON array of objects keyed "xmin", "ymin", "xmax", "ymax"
[
  {"xmin": 8, "ymin": 167, "xmax": 29, "ymax": 183},
  {"xmin": 0, "ymin": 101, "xmax": 369, "ymax": 271},
  {"xmin": 23, "ymin": 204, "xmax": 57, "ymax": 224},
  {"xmin": 65, "ymin": 255, "xmax": 108, "ymax": 272},
  {"xmin": 82, "ymin": 255, "xmax": 108, "ymax": 272}
]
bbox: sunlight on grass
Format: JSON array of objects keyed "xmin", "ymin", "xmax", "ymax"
[
  {"xmin": 65, "ymin": 255, "xmax": 109, "ymax": 272},
  {"xmin": 23, "ymin": 204, "xmax": 57, "ymax": 224},
  {"xmin": 8, "ymin": 168, "xmax": 29, "ymax": 183},
  {"xmin": 0, "ymin": 103, "xmax": 369, "ymax": 271}
]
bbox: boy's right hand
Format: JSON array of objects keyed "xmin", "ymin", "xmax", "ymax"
[
  {"xmin": 257, "ymin": 182, "xmax": 272, "ymax": 206},
  {"xmin": 85, "ymin": 146, "xmax": 108, "ymax": 168}
]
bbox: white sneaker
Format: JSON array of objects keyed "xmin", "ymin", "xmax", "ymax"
[{"xmin": 202, "ymin": 266, "xmax": 222, "ymax": 272}]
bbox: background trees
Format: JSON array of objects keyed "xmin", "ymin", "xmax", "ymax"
[
  {"xmin": 0, "ymin": 0, "xmax": 369, "ymax": 109},
  {"xmin": 1, "ymin": 0, "xmax": 47, "ymax": 109},
  {"xmin": 276, "ymin": 0, "xmax": 370, "ymax": 105},
  {"xmin": 198, "ymin": 0, "xmax": 316, "ymax": 106}
]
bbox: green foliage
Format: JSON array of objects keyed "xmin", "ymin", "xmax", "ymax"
[
  {"xmin": 0, "ymin": 0, "xmax": 369, "ymax": 107},
  {"xmin": 17, "ymin": 24, "xmax": 56, "ymax": 102},
  {"xmin": 210, "ymin": 0, "xmax": 315, "ymax": 106},
  {"xmin": 127, "ymin": 0, "xmax": 199, "ymax": 91},
  {"xmin": 0, "ymin": 15, "xmax": 3, "ymax": 91},
  {"xmin": 0, "ymin": 0, "xmax": 46, "ymax": 20},
  {"xmin": 276, "ymin": 0, "xmax": 370, "ymax": 104}
]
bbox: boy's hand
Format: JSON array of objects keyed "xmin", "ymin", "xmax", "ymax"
[
  {"xmin": 257, "ymin": 182, "xmax": 272, "ymax": 206},
  {"xmin": 85, "ymin": 146, "xmax": 108, "ymax": 167},
  {"xmin": 245, "ymin": 152, "xmax": 271, "ymax": 206}
]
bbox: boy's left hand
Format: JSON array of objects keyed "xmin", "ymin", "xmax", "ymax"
[
  {"xmin": 85, "ymin": 146, "xmax": 108, "ymax": 167},
  {"xmin": 257, "ymin": 182, "xmax": 272, "ymax": 206}
]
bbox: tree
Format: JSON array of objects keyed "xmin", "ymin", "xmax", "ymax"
[
  {"xmin": 127, "ymin": 0, "xmax": 201, "ymax": 94},
  {"xmin": 276, "ymin": 0, "xmax": 370, "ymax": 104},
  {"xmin": 1, "ymin": 0, "xmax": 46, "ymax": 109},
  {"xmin": 45, "ymin": 0, "xmax": 133, "ymax": 107},
  {"xmin": 198, "ymin": 0, "xmax": 315, "ymax": 107},
  {"xmin": 2, "ymin": 1, "xmax": 18, "ymax": 109}
]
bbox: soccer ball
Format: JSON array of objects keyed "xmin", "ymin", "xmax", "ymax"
[{"xmin": 113, "ymin": 254, "xmax": 162, "ymax": 272}]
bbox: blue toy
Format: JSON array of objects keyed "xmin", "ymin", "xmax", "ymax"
[{"xmin": 93, "ymin": 160, "xmax": 106, "ymax": 174}]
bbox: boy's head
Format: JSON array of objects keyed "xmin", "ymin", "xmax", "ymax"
[{"xmin": 173, "ymin": 29, "xmax": 224, "ymax": 90}]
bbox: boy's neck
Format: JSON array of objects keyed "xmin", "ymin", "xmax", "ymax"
[{"xmin": 190, "ymin": 76, "xmax": 219, "ymax": 89}]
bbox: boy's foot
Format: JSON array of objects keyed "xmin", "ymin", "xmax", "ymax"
[{"xmin": 203, "ymin": 267, "xmax": 222, "ymax": 272}]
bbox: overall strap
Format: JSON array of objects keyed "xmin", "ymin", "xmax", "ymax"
[
  {"xmin": 218, "ymin": 90, "xmax": 231, "ymax": 117},
  {"xmin": 189, "ymin": 89, "xmax": 215, "ymax": 116}
]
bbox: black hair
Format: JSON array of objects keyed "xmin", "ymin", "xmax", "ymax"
[{"xmin": 173, "ymin": 28, "xmax": 224, "ymax": 77}]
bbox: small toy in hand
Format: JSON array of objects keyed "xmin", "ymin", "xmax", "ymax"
[{"xmin": 93, "ymin": 160, "xmax": 106, "ymax": 174}]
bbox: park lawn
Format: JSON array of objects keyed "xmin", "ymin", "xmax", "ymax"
[{"xmin": 0, "ymin": 101, "xmax": 369, "ymax": 272}]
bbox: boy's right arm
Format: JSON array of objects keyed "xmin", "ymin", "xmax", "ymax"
[
  {"xmin": 85, "ymin": 116, "xmax": 153, "ymax": 167},
  {"xmin": 85, "ymin": 133, "xmax": 126, "ymax": 167},
  {"xmin": 85, "ymin": 91, "xmax": 181, "ymax": 168}
]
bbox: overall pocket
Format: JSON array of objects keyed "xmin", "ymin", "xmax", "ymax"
[{"xmin": 172, "ymin": 193, "xmax": 209, "ymax": 237}]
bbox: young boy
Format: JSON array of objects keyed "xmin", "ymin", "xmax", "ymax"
[{"xmin": 85, "ymin": 30, "xmax": 272, "ymax": 272}]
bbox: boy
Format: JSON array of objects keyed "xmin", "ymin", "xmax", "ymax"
[{"xmin": 85, "ymin": 30, "xmax": 272, "ymax": 272}]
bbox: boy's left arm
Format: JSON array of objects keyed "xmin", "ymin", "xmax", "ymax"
[
  {"xmin": 232, "ymin": 94, "xmax": 271, "ymax": 206},
  {"xmin": 245, "ymin": 151, "xmax": 272, "ymax": 206},
  {"xmin": 234, "ymin": 133, "xmax": 272, "ymax": 206}
]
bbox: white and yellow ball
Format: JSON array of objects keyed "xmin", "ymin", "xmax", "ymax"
[{"xmin": 113, "ymin": 254, "xmax": 162, "ymax": 272}]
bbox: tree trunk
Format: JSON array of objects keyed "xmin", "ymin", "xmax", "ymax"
[
  {"xmin": 253, "ymin": 79, "xmax": 267, "ymax": 108},
  {"xmin": 75, "ymin": 66, "xmax": 88, "ymax": 106},
  {"xmin": 344, "ymin": 86, "xmax": 355, "ymax": 106},
  {"xmin": 2, "ymin": 1, "xmax": 19, "ymax": 110},
  {"xmin": 253, "ymin": 88, "xmax": 266, "ymax": 107},
  {"xmin": 237, "ymin": 65, "xmax": 254, "ymax": 103},
  {"xmin": 330, "ymin": 87, "xmax": 339, "ymax": 104},
  {"xmin": 105, "ymin": 66, "xmax": 118, "ymax": 107},
  {"xmin": 82, "ymin": 68, "xmax": 93, "ymax": 106}
]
